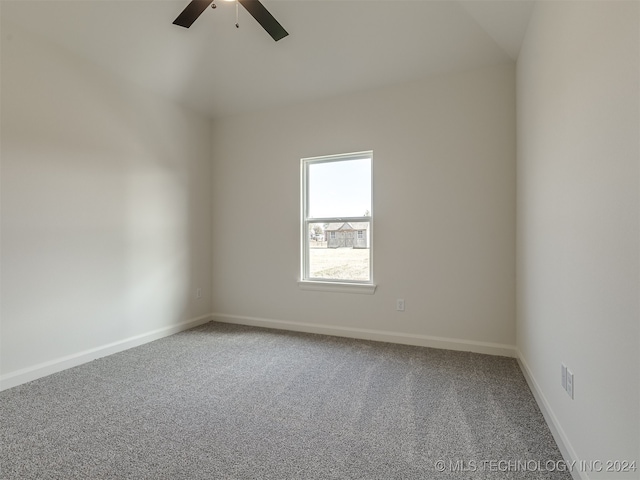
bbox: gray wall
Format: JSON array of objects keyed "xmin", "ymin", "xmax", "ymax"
[
  {"xmin": 517, "ymin": 1, "xmax": 639, "ymax": 476},
  {"xmin": 1, "ymin": 21, "xmax": 213, "ymax": 379},
  {"xmin": 211, "ymin": 63, "xmax": 516, "ymax": 352}
]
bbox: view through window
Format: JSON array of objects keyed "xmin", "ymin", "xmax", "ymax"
[{"xmin": 301, "ymin": 152, "xmax": 372, "ymax": 283}]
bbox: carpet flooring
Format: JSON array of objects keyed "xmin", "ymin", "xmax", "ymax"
[{"xmin": 1, "ymin": 322, "xmax": 571, "ymax": 479}]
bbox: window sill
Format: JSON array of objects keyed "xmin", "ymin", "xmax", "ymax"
[{"xmin": 298, "ymin": 281, "xmax": 377, "ymax": 295}]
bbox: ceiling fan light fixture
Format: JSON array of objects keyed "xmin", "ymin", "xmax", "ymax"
[{"xmin": 173, "ymin": 0, "xmax": 288, "ymax": 41}]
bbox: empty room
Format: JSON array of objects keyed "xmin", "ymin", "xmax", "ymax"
[{"xmin": 1, "ymin": 0, "xmax": 638, "ymax": 479}]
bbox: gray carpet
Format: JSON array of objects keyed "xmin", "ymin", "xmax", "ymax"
[{"xmin": 1, "ymin": 322, "xmax": 571, "ymax": 479}]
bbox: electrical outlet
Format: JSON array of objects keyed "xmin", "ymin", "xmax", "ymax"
[
  {"xmin": 396, "ymin": 299, "xmax": 405, "ymax": 311},
  {"xmin": 196, "ymin": 288, "xmax": 202, "ymax": 299},
  {"xmin": 561, "ymin": 363, "xmax": 567, "ymax": 390},
  {"xmin": 566, "ymin": 369, "xmax": 574, "ymax": 399}
]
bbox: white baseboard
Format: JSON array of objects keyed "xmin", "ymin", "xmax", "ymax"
[
  {"xmin": 0, "ymin": 314, "xmax": 212, "ymax": 391},
  {"xmin": 516, "ymin": 349, "xmax": 587, "ymax": 480},
  {"xmin": 212, "ymin": 313, "xmax": 517, "ymax": 357}
]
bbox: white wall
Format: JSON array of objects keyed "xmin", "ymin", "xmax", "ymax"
[
  {"xmin": 517, "ymin": 1, "xmax": 639, "ymax": 478},
  {"xmin": 211, "ymin": 63, "xmax": 516, "ymax": 353},
  {"xmin": 0, "ymin": 21, "xmax": 212, "ymax": 385}
]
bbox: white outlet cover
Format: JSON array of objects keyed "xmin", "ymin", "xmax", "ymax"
[
  {"xmin": 561, "ymin": 364, "xmax": 567, "ymax": 390},
  {"xmin": 566, "ymin": 369, "xmax": 574, "ymax": 399}
]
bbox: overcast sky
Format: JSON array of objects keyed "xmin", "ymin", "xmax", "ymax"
[{"xmin": 308, "ymin": 158, "xmax": 371, "ymax": 218}]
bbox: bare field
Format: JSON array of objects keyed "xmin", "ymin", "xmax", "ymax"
[{"xmin": 309, "ymin": 247, "xmax": 370, "ymax": 281}]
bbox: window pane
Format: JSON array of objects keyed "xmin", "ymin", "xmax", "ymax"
[
  {"xmin": 308, "ymin": 158, "xmax": 371, "ymax": 218},
  {"xmin": 308, "ymin": 221, "xmax": 370, "ymax": 282}
]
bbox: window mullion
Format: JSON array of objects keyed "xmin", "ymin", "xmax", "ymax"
[{"xmin": 307, "ymin": 216, "xmax": 370, "ymax": 224}]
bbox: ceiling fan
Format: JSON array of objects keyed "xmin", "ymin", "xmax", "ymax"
[{"xmin": 173, "ymin": 0, "xmax": 288, "ymax": 42}]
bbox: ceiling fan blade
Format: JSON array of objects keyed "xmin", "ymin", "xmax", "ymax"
[
  {"xmin": 238, "ymin": 0, "xmax": 288, "ymax": 41},
  {"xmin": 173, "ymin": 0, "xmax": 212, "ymax": 28}
]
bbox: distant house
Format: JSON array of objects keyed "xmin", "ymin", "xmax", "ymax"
[{"xmin": 324, "ymin": 222, "xmax": 369, "ymax": 248}]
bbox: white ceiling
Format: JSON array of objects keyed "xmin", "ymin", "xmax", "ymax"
[{"xmin": 1, "ymin": 0, "xmax": 534, "ymax": 119}]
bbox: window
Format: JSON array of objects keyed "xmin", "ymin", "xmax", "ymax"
[{"xmin": 300, "ymin": 151, "xmax": 374, "ymax": 292}]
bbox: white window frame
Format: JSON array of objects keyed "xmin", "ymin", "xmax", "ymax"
[{"xmin": 299, "ymin": 151, "xmax": 375, "ymax": 294}]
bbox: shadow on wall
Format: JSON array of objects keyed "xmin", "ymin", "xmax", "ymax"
[{"xmin": 0, "ymin": 21, "xmax": 211, "ymax": 376}]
